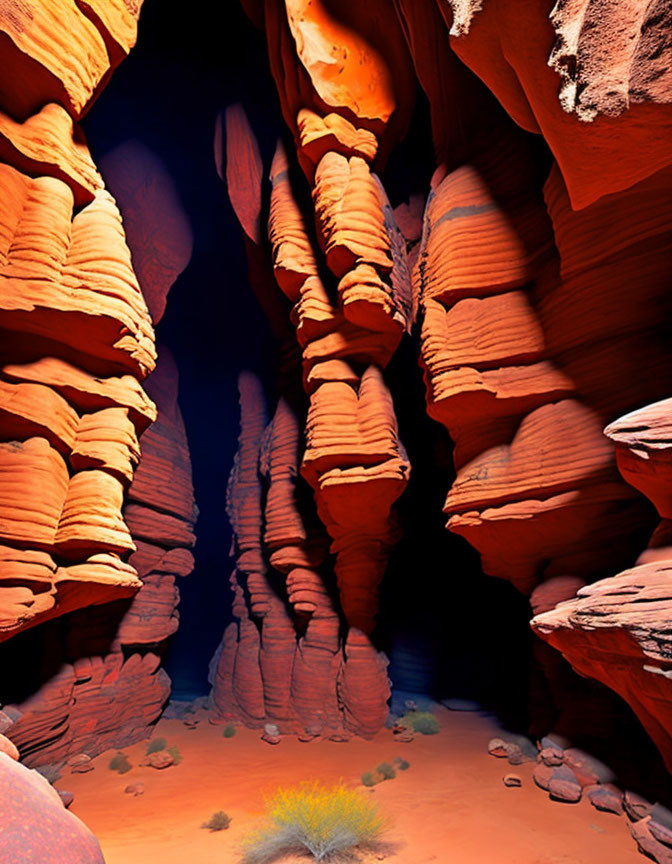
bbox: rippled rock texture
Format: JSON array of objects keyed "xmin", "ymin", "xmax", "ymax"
[
  {"xmin": 0, "ymin": 1, "xmax": 196, "ymax": 768},
  {"xmin": 213, "ymin": 0, "xmax": 672, "ymax": 762}
]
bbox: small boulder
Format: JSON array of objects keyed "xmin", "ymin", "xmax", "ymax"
[
  {"xmin": 125, "ymin": 783, "xmax": 145, "ymax": 797},
  {"xmin": 624, "ymin": 790, "xmax": 653, "ymax": 822},
  {"xmin": 0, "ymin": 753, "xmax": 104, "ymax": 863},
  {"xmin": 630, "ymin": 817, "xmax": 672, "ymax": 864},
  {"xmin": 488, "ymin": 738, "xmax": 510, "ymax": 758},
  {"xmin": 650, "ymin": 804, "xmax": 672, "ymax": 848},
  {"xmin": 539, "ymin": 747, "xmax": 564, "ymax": 767},
  {"xmin": 548, "ymin": 765, "xmax": 582, "ymax": 803},
  {"xmin": 564, "ymin": 748, "xmax": 614, "ymax": 787},
  {"xmin": 586, "ymin": 784, "xmax": 623, "ymax": 815},
  {"xmin": 147, "ymin": 751, "xmax": 174, "ymax": 770},
  {"xmin": 69, "ymin": 754, "xmax": 94, "ymax": 774},
  {"xmin": 57, "ymin": 790, "xmax": 74, "ymax": 809},
  {"xmin": 533, "ymin": 762, "xmax": 553, "ymax": 791},
  {"xmin": 503, "ymin": 774, "xmax": 522, "ymax": 787}
]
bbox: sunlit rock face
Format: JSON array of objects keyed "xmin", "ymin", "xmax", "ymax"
[
  {"xmin": 0, "ymin": 0, "xmax": 671, "ymax": 785},
  {"xmin": 210, "ymin": 0, "xmax": 672, "ymax": 757},
  {"xmin": 0, "ymin": 1, "xmax": 197, "ymax": 766}
]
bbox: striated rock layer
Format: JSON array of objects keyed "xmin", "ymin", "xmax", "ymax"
[
  {"xmin": 0, "ymin": 2, "xmax": 154, "ymax": 643},
  {"xmin": 210, "ymin": 81, "xmax": 415, "ymax": 734},
  {"xmin": 0, "ymin": 0, "xmax": 196, "ymax": 771},
  {"xmin": 224, "ymin": 0, "xmax": 672, "ymax": 768},
  {"xmin": 533, "ymin": 400, "xmax": 672, "ymax": 770}
]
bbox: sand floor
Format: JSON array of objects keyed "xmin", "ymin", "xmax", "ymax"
[{"xmin": 58, "ymin": 706, "xmax": 642, "ymax": 864}]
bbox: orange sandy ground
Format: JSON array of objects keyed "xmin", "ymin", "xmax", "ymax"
[{"xmin": 59, "ymin": 706, "xmax": 641, "ymax": 864}]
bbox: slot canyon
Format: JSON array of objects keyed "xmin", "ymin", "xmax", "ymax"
[{"xmin": 0, "ymin": 1, "xmax": 671, "ymax": 862}]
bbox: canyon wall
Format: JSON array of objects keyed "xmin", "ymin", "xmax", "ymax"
[
  {"xmin": 214, "ymin": 0, "xmax": 672, "ymax": 756},
  {"xmin": 0, "ymin": 0, "xmax": 671, "ymax": 776},
  {"xmin": 0, "ymin": 2, "xmax": 196, "ymax": 767}
]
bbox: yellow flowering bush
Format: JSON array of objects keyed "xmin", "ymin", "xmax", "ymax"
[{"xmin": 242, "ymin": 781, "xmax": 385, "ymax": 862}]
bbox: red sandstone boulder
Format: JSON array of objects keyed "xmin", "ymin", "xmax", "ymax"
[{"xmin": 0, "ymin": 752, "xmax": 104, "ymax": 863}]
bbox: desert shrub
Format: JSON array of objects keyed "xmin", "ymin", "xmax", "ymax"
[
  {"xmin": 401, "ymin": 711, "xmax": 440, "ymax": 735},
  {"xmin": 201, "ymin": 811, "xmax": 231, "ymax": 831},
  {"xmin": 167, "ymin": 743, "xmax": 182, "ymax": 765},
  {"xmin": 223, "ymin": 724, "xmax": 236, "ymax": 738},
  {"xmin": 395, "ymin": 758, "xmax": 410, "ymax": 771},
  {"xmin": 376, "ymin": 762, "xmax": 396, "ymax": 780},
  {"xmin": 146, "ymin": 737, "xmax": 167, "ymax": 754},
  {"xmin": 242, "ymin": 782, "xmax": 384, "ymax": 863},
  {"xmin": 109, "ymin": 752, "xmax": 132, "ymax": 774}
]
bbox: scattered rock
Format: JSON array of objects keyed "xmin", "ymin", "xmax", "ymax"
[
  {"xmin": 507, "ymin": 744, "xmax": 533, "ymax": 766},
  {"xmin": 503, "ymin": 774, "xmax": 522, "ymax": 787},
  {"xmin": 328, "ymin": 733, "xmax": 350, "ymax": 743},
  {"xmin": 548, "ymin": 765, "xmax": 582, "ymax": 803},
  {"xmin": 533, "ymin": 763, "xmax": 553, "ymax": 791},
  {"xmin": 539, "ymin": 747, "xmax": 564, "ymax": 767},
  {"xmin": 564, "ymin": 748, "xmax": 615, "ymax": 787},
  {"xmin": 586, "ymin": 784, "xmax": 623, "ymax": 815},
  {"xmin": 124, "ymin": 783, "xmax": 145, "ymax": 797},
  {"xmin": 394, "ymin": 729, "xmax": 414, "ymax": 743},
  {"xmin": 488, "ymin": 738, "xmax": 510, "ymax": 758},
  {"xmin": 261, "ymin": 722, "xmax": 281, "ymax": 744},
  {"xmin": 650, "ymin": 804, "xmax": 672, "ymax": 848},
  {"xmin": 147, "ymin": 751, "xmax": 174, "ymax": 770},
  {"xmin": 630, "ymin": 817, "xmax": 672, "ymax": 864},
  {"xmin": 69, "ymin": 754, "xmax": 94, "ymax": 774},
  {"xmin": 624, "ymin": 790, "xmax": 653, "ymax": 822},
  {"xmin": 57, "ymin": 790, "xmax": 74, "ymax": 808}
]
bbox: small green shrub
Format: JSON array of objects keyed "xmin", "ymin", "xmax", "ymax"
[
  {"xmin": 223, "ymin": 724, "xmax": 236, "ymax": 738},
  {"xmin": 401, "ymin": 711, "xmax": 440, "ymax": 735},
  {"xmin": 242, "ymin": 782, "xmax": 385, "ymax": 863},
  {"xmin": 146, "ymin": 737, "xmax": 166, "ymax": 754},
  {"xmin": 396, "ymin": 758, "xmax": 410, "ymax": 771},
  {"xmin": 109, "ymin": 752, "xmax": 132, "ymax": 774},
  {"xmin": 167, "ymin": 743, "xmax": 182, "ymax": 765},
  {"xmin": 361, "ymin": 771, "xmax": 382, "ymax": 787},
  {"xmin": 376, "ymin": 762, "xmax": 396, "ymax": 780},
  {"xmin": 201, "ymin": 811, "xmax": 231, "ymax": 831}
]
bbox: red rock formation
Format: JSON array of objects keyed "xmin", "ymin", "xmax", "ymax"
[
  {"xmin": 0, "ymin": 1, "xmax": 197, "ymax": 769},
  {"xmin": 210, "ymin": 372, "xmax": 392, "ymax": 737},
  {"xmin": 0, "ymin": 2, "xmax": 154, "ymax": 641},
  {"xmin": 442, "ymin": 0, "xmax": 672, "ymax": 208},
  {"xmin": 213, "ymin": 59, "xmax": 415, "ymax": 734},
  {"xmin": 533, "ymin": 399, "xmax": 672, "ymax": 770}
]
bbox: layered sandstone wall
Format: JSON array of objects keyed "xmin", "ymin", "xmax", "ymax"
[
  {"xmin": 0, "ymin": 3, "xmax": 196, "ymax": 767},
  {"xmin": 219, "ymin": 0, "xmax": 672, "ymax": 761}
]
